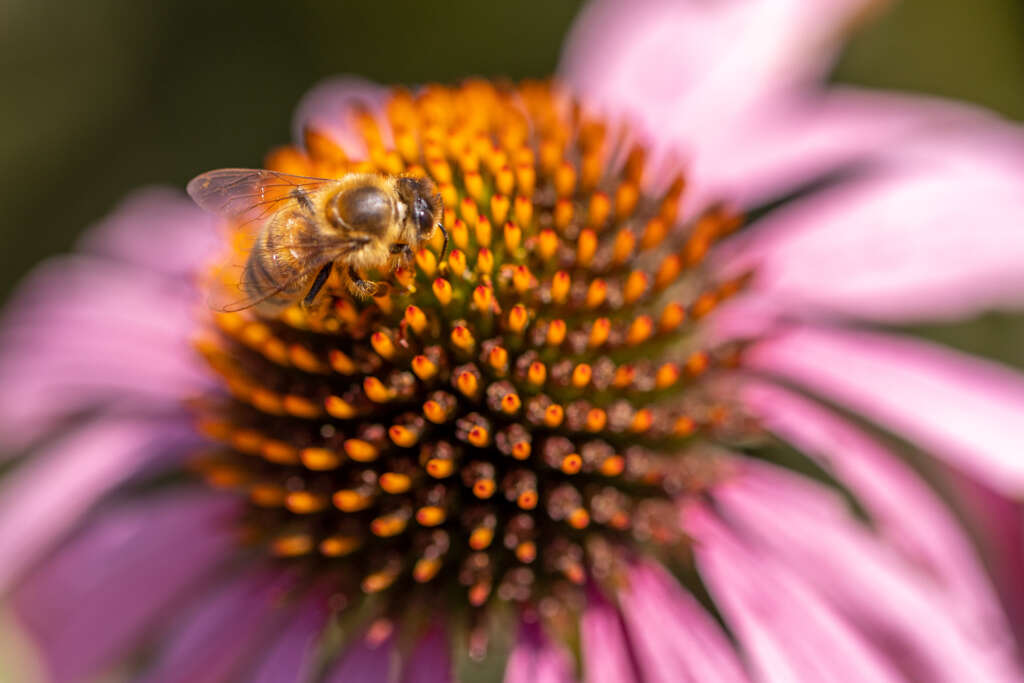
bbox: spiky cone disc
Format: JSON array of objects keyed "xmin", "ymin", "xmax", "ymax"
[{"xmin": 193, "ymin": 79, "xmax": 756, "ymax": 651}]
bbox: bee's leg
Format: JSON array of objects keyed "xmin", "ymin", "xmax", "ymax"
[
  {"xmin": 388, "ymin": 243, "xmax": 415, "ymax": 262},
  {"xmin": 347, "ymin": 265, "xmax": 380, "ymax": 298},
  {"xmin": 436, "ymin": 222, "xmax": 449, "ymax": 261},
  {"xmin": 303, "ymin": 262, "xmax": 333, "ymax": 307}
]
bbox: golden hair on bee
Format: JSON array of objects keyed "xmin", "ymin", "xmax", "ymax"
[{"xmin": 187, "ymin": 169, "xmax": 445, "ymax": 313}]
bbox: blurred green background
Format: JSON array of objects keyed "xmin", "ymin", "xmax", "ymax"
[{"xmin": 3, "ymin": 0, "xmax": 1024, "ymax": 364}]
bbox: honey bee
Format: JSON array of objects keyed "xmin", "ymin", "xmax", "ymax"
[{"xmin": 187, "ymin": 169, "xmax": 445, "ymax": 312}]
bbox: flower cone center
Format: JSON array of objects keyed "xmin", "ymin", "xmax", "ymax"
[{"xmin": 192, "ymin": 79, "xmax": 751, "ymax": 624}]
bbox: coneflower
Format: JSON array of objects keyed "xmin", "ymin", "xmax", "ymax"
[{"xmin": 3, "ymin": 1, "xmax": 1024, "ymax": 681}]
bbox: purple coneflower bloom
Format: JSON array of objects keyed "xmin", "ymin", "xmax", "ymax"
[{"xmin": 3, "ymin": 1, "xmax": 1024, "ymax": 681}]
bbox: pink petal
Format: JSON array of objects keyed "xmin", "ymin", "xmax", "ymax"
[
  {"xmin": 559, "ymin": 0, "xmax": 886, "ymax": 212},
  {"xmin": 740, "ymin": 381, "xmax": 1014, "ymax": 643},
  {"xmin": 324, "ymin": 630, "xmax": 396, "ymax": 683},
  {"xmin": 582, "ymin": 589, "xmax": 637, "ymax": 683},
  {"xmin": 12, "ymin": 490, "xmax": 237, "ymax": 682},
  {"xmin": 0, "ymin": 417, "xmax": 201, "ymax": 593},
  {"xmin": 241, "ymin": 595, "xmax": 329, "ymax": 683},
  {"xmin": 697, "ymin": 87, "xmax": 1001, "ymax": 215},
  {"xmin": 745, "ymin": 326, "xmax": 1024, "ymax": 495},
  {"xmin": 0, "ymin": 256, "xmax": 210, "ymax": 450},
  {"xmin": 76, "ymin": 187, "xmax": 219, "ymax": 276},
  {"xmin": 292, "ymin": 76, "xmax": 393, "ymax": 160},
  {"xmin": 697, "ymin": 460, "xmax": 1023, "ymax": 681},
  {"xmin": 715, "ymin": 117, "xmax": 1024, "ymax": 321},
  {"xmin": 504, "ymin": 621, "xmax": 574, "ymax": 683},
  {"xmin": 562, "ymin": 0, "xmax": 873, "ymax": 124},
  {"xmin": 140, "ymin": 570, "xmax": 295, "ymax": 683},
  {"xmin": 688, "ymin": 505, "xmax": 904, "ymax": 683},
  {"xmin": 0, "ymin": 186, "xmax": 219, "ymax": 449},
  {"xmin": 401, "ymin": 625, "xmax": 452, "ymax": 683},
  {"xmin": 947, "ymin": 473, "xmax": 1024, "ymax": 646},
  {"xmin": 617, "ymin": 561, "xmax": 748, "ymax": 683}
]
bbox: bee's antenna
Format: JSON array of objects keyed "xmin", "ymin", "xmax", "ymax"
[{"xmin": 437, "ymin": 222, "xmax": 449, "ymax": 261}]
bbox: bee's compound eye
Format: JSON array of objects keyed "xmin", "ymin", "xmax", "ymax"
[
  {"xmin": 397, "ymin": 177, "xmax": 440, "ymax": 237},
  {"xmin": 412, "ymin": 195, "xmax": 434, "ymax": 235},
  {"xmin": 330, "ymin": 185, "xmax": 392, "ymax": 234}
]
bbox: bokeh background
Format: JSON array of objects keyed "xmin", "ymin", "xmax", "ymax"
[{"xmin": 3, "ymin": 0, "xmax": 1024, "ymax": 370}]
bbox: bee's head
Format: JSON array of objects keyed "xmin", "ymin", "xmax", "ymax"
[{"xmin": 396, "ymin": 176, "xmax": 443, "ymax": 240}]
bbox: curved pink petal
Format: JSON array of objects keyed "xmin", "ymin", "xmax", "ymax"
[
  {"xmin": 0, "ymin": 417, "xmax": 201, "ymax": 593},
  {"xmin": 947, "ymin": 474, "xmax": 1024, "ymax": 646},
  {"xmin": 560, "ymin": 0, "xmax": 888, "ymax": 211},
  {"xmin": 688, "ymin": 505, "xmax": 903, "ymax": 683},
  {"xmin": 0, "ymin": 189, "xmax": 215, "ymax": 451},
  {"xmin": 618, "ymin": 561, "xmax": 748, "ymax": 683},
  {"xmin": 241, "ymin": 595, "xmax": 329, "ymax": 683},
  {"xmin": 745, "ymin": 326, "xmax": 1024, "ymax": 495},
  {"xmin": 140, "ymin": 570, "xmax": 295, "ymax": 683},
  {"xmin": 697, "ymin": 86, "xmax": 1002, "ymax": 214},
  {"xmin": 292, "ymin": 76, "xmax": 394, "ymax": 160},
  {"xmin": 740, "ymin": 381, "xmax": 1014, "ymax": 643},
  {"xmin": 561, "ymin": 0, "xmax": 874, "ymax": 128},
  {"xmin": 715, "ymin": 117, "xmax": 1024, "ymax": 321},
  {"xmin": 696, "ymin": 460, "xmax": 1023, "ymax": 681},
  {"xmin": 401, "ymin": 625, "xmax": 452, "ymax": 683},
  {"xmin": 12, "ymin": 490, "xmax": 237, "ymax": 682},
  {"xmin": 0, "ymin": 258, "xmax": 211, "ymax": 449},
  {"xmin": 324, "ymin": 630, "xmax": 396, "ymax": 683},
  {"xmin": 582, "ymin": 589, "xmax": 637, "ymax": 683},
  {"xmin": 504, "ymin": 621, "xmax": 574, "ymax": 683},
  {"xmin": 76, "ymin": 187, "xmax": 219, "ymax": 276}
]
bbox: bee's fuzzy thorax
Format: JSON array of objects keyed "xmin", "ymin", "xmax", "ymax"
[{"xmin": 192, "ymin": 79, "xmax": 756, "ymax": 652}]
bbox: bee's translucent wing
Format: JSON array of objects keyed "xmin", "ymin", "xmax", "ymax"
[
  {"xmin": 206, "ymin": 230, "xmax": 370, "ymax": 313},
  {"xmin": 206, "ymin": 252, "xmax": 332, "ymax": 313},
  {"xmin": 209, "ymin": 237, "xmax": 371, "ymax": 313},
  {"xmin": 186, "ymin": 168, "xmax": 334, "ymax": 227},
  {"xmin": 207, "ymin": 270, "xmax": 288, "ymax": 313},
  {"xmin": 188, "ymin": 168, "xmax": 337, "ymax": 313}
]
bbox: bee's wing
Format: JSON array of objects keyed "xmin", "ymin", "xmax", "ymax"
[
  {"xmin": 186, "ymin": 168, "xmax": 335, "ymax": 228},
  {"xmin": 208, "ymin": 273, "xmax": 291, "ymax": 313},
  {"xmin": 207, "ymin": 237, "xmax": 333, "ymax": 313},
  {"xmin": 208, "ymin": 230, "xmax": 370, "ymax": 313},
  {"xmin": 208, "ymin": 252, "xmax": 328, "ymax": 313},
  {"xmin": 188, "ymin": 168, "xmax": 336, "ymax": 312}
]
